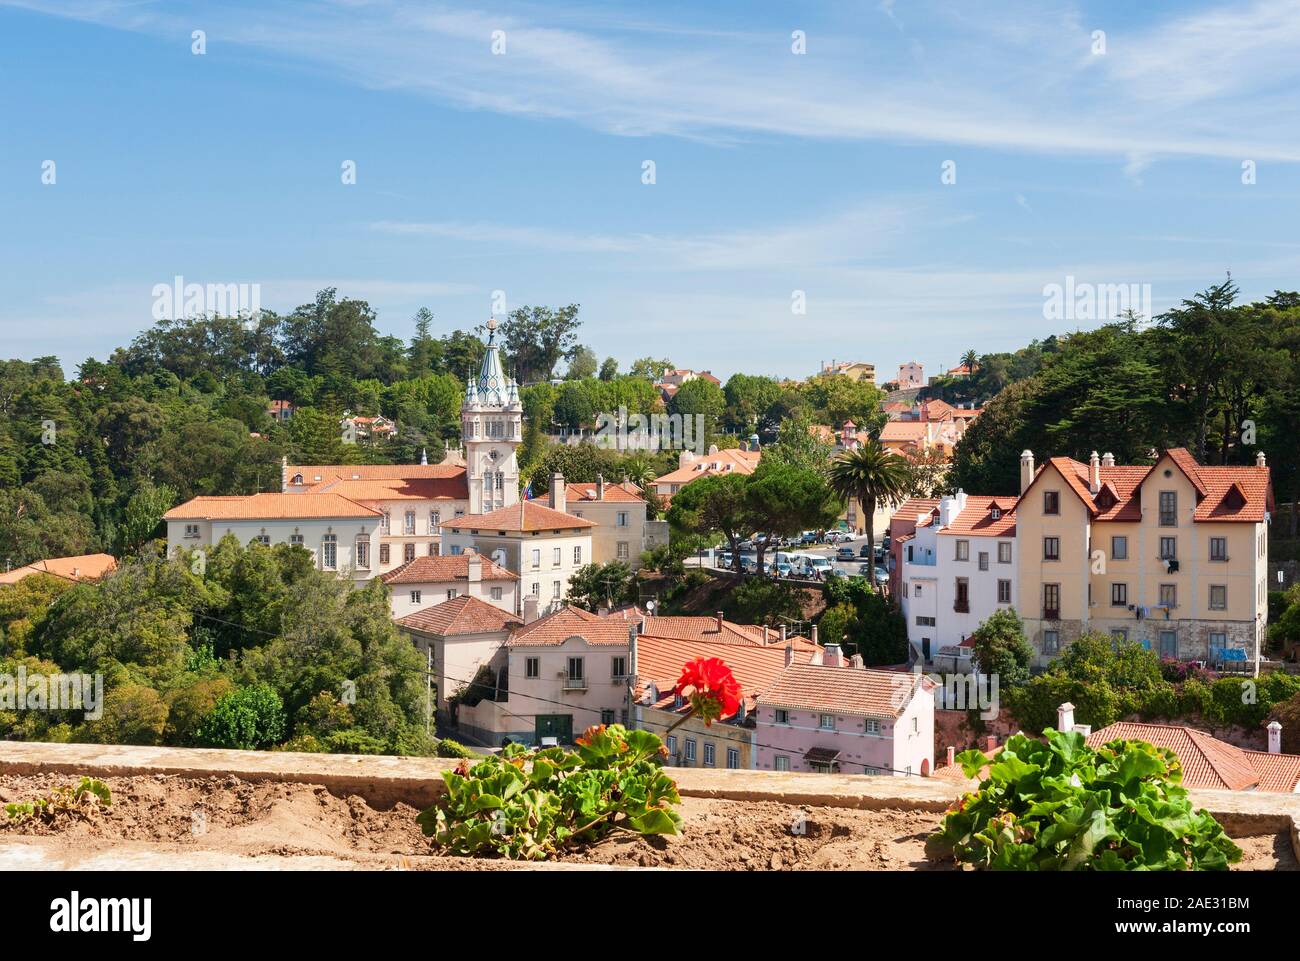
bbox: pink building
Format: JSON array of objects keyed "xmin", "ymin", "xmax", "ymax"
[{"xmin": 754, "ymin": 646, "xmax": 935, "ymax": 777}]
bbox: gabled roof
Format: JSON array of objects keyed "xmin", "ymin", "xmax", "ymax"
[
  {"xmin": 379, "ymin": 554, "xmax": 516, "ymax": 584},
  {"xmin": 440, "ymin": 500, "xmax": 596, "ymax": 533},
  {"xmin": 164, "ymin": 493, "xmax": 380, "ymax": 521},
  {"xmin": 1086, "ymin": 721, "xmax": 1300, "ymax": 792},
  {"xmin": 506, "ymin": 605, "xmax": 633, "ymax": 647},
  {"xmin": 879, "ymin": 421, "xmax": 927, "ymax": 444},
  {"xmin": 565, "ymin": 481, "xmax": 645, "ymax": 504},
  {"xmin": 938, "ymin": 496, "xmax": 1017, "ymax": 537},
  {"xmin": 396, "ymin": 594, "xmax": 522, "ymax": 637},
  {"xmin": 0, "ymin": 553, "xmax": 117, "ymax": 585},
  {"xmin": 309, "ymin": 474, "xmax": 469, "ymax": 501},
  {"xmin": 653, "ymin": 448, "xmax": 762, "ymax": 485},
  {"xmin": 757, "ymin": 663, "xmax": 924, "ymax": 719},
  {"xmin": 888, "ymin": 498, "xmax": 941, "ymax": 534}
]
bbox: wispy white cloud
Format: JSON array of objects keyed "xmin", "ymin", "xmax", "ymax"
[{"xmin": 9, "ymin": 0, "xmax": 1300, "ymax": 162}]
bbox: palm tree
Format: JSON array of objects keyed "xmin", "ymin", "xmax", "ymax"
[
  {"xmin": 960, "ymin": 349, "xmax": 979, "ymax": 375},
  {"xmin": 826, "ymin": 439, "xmax": 910, "ymax": 583}
]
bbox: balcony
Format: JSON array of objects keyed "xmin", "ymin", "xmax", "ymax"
[
  {"xmin": 562, "ymin": 677, "xmax": 588, "ymax": 691},
  {"xmin": 1043, "ymin": 608, "xmax": 1061, "ymax": 621},
  {"xmin": 953, "ymin": 600, "xmax": 970, "ymax": 614}
]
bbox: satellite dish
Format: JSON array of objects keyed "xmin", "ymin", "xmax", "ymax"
[{"xmin": 645, "ymin": 600, "xmax": 656, "ymax": 612}]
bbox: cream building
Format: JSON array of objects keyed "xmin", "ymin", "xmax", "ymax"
[
  {"xmin": 564, "ymin": 476, "xmax": 648, "ymax": 569},
  {"xmin": 1016, "ymin": 448, "xmax": 1272, "ymax": 671},
  {"xmin": 380, "ymin": 552, "xmax": 518, "ymax": 619}
]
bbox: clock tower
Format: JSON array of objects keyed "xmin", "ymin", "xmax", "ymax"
[{"xmin": 462, "ymin": 317, "xmax": 523, "ymax": 515}]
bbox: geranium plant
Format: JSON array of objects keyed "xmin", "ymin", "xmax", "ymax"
[
  {"xmin": 418, "ymin": 724, "xmax": 682, "ymax": 860},
  {"xmin": 928, "ymin": 729, "xmax": 1242, "ymax": 871},
  {"xmin": 672, "ymin": 656, "xmax": 743, "ymax": 728}
]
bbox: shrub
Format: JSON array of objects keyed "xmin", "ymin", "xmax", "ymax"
[
  {"xmin": 418, "ymin": 724, "xmax": 682, "ymax": 860},
  {"xmin": 196, "ymin": 683, "xmax": 286, "ymax": 750},
  {"xmin": 928, "ymin": 729, "xmax": 1242, "ymax": 871},
  {"xmin": 4, "ymin": 777, "xmax": 112, "ymax": 826},
  {"xmin": 435, "ymin": 738, "xmax": 473, "ymax": 758}
]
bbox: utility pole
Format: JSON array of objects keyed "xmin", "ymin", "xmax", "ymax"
[{"xmin": 425, "ymin": 646, "xmax": 433, "ymax": 736}]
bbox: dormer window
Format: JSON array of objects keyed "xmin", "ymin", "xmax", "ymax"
[
  {"xmin": 291, "ymin": 473, "xmax": 303, "ymax": 485},
  {"xmin": 990, "ymin": 507, "xmax": 1001, "ymax": 520}
]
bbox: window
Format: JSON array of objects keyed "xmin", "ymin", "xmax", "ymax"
[
  {"xmin": 997, "ymin": 579, "xmax": 1012, "ymax": 604},
  {"xmin": 1111, "ymin": 628, "xmax": 1128, "ymax": 643},
  {"xmin": 611, "ymin": 656, "xmax": 627, "ymax": 679},
  {"xmin": 381, "ymin": 511, "xmax": 391, "ymax": 533},
  {"xmin": 1043, "ymin": 536, "xmax": 1060, "ymax": 561},
  {"xmin": 978, "ymin": 551, "xmax": 989, "ymax": 571},
  {"xmin": 616, "ymin": 511, "xmax": 629, "ymax": 527},
  {"xmin": 703, "ymin": 743, "xmax": 715, "ymax": 767},
  {"xmin": 446, "ymin": 589, "xmax": 457, "ymax": 601},
  {"xmin": 954, "ymin": 577, "xmax": 970, "ymax": 613},
  {"xmin": 429, "ymin": 542, "xmax": 438, "ymax": 556},
  {"xmin": 1111, "ymin": 583, "xmax": 1127, "ymax": 607},
  {"xmin": 1044, "ymin": 491, "xmax": 1060, "ymax": 515},
  {"xmin": 1159, "ymin": 631, "xmax": 1177, "ymax": 658},
  {"xmin": 355, "ymin": 539, "xmax": 370, "ymax": 569},
  {"xmin": 1111, "ymin": 535, "xmax": 1127, "ymax": 560},
  {"xmin": 684, "ymin": 739, "xmax": 696, "ymax": 762},
  {"xmin": 912, "ymin": 716, "xmax": 919, "ymax": 734},
  {"xmin": 1209, "ymin": 585, "xmax": 1227, "ymax": 610},
  {"xmin": 404, "ymin": 543, "xmax": 416, "ymax": 563},
  {"xmin": 290, "ymin": 533, "xmax": 304, "ymax": 548},
  {"xmin": 667, "ymin": 735, "xmax": 677, "ymax": 755},
  {"xmin": 914, "ymin": 583, "xmax": 922, "ymax": 597},
  {"xmin": 450, "ymin": 544, "xmax": 463, "ymax": 555},
  {"xmin": 1043, "ymin": 583, "xmax": 1060, "ymax": 618},
  {"xmin": 321, "ymin": 534, "xmax": 337, "ymax": 570},
  {"xmin": 819, "ymin": 713, "xmax": 835, "ymax": 730},
  {"xmin": 491, "ymin": 586, "xmax": 503, "ymax": 600},
  {"xmin": 1159, "ymin": 491, "xmax": 1177, "ymax": 527},
  {"xmin": 525, "ymin": 657, "xmax": 540, "ymax": 679},
  {"xmin": 774, "ymin": 709, "xmax": 789, "ymax": 724},
  {"xmin": 955, "ymin": 540, "xmax": 969, "ymax": 561},
  {"xmin": 726, "ymin": 748, "xmax": 740, "ymax": 770},
  {"xmin": 774, "ymin": 755, "xmax": 790, "ymax": 772},
  {"xmin": 252, "ymin": 534, "xmax": 270, "ymax": 546},
  {"xmin": 998, "ymin": 542, "xmax": 1012, "ymax": 564},
  {"xmin": 429, "ymin": 510, "xmax": 440, "ymax": 531},
  {"xmin": 1043, "ymin": 630, "xmax": 1060, "ymax": 654},
  {"xmin": 1159, "ymin": 537, "xmax": 1177, "ymax": 561},
  {"xmin": 531, "ymin": 582, "xmax": 539, "ymax": 595},
  {"xmin": 865, "ymin": 719, "xmax": 881, "ymax": 734},
  {"xmin": 1159, "ymin": 583, "xmax": 1177, "ymax": 608},
  {"xmin": 566, "ymin": 657, "xmax": 584, "ymax": 681},
  {"xmin": 184, "ymin": 523, "xmax": 200, "ymax": 538},
  {"xmin": 531, "ymin": 549, "xmax": 541, "ymax": 569},
  {"xmin": 376, "ymin": 543, "xmax": 388, "ymax": 565},
  {"xmin": 1210, "ymin": 632, "xmax": 1227, "ymax": 651},
  {"xmin": 616, "ymin": 542, "xmax": 630, "ymax": 560},
  {"xmin": 600, "ymin": 709, "xmax": 615, "ymax": 726},
  {"xmin": 404, "ymin": 511, "xmax": 416, "ymax": 534},
  {"xmin": 573, "ymin": 546, "xmax": 582, "ymax": 565},
  {"xmin": 552, "ymin": 547, "xmax": 561, "ymax": 567},
  {"xmin": 552, "ymin": 580, "xmax": 562, "ymax": 599},
  {"xmin": 915, "ymin": 615, "xmax": 936, "ymax": 627},
  {"xmin": 409, "ymin": 590, "xmax": 421, "ymax": 605},
  {"xmin": 1210, "ymin": 537, "xmax": 1227, "ymax": 561}
]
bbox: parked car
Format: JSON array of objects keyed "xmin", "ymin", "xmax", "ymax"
[
  {"xmin": 874, "ymin": 545, "xmax": 888, "ymax": 563},
  {"xmin": 838, "ymin": 531, "xmax": 856, "ymax": 542},
  {"xmin": 775, "ymin": 562, "xmax": 793, "ymax": 577},
  {"xmin": 857, "ymin": 563, "xmax": 873, "ymax": 577},
  {"xmin": 716, "ymin": 552, "xmax": 733, "ymax": 569},
  {"xmin": 859, "ymin": 544, "xmax": 873, "ymax": 558},
  {"xmin": 824, "ymin": 530, "xmax": 845, "ymax": 544},
  {"xmin": 806, "ymin": 556, "xmax": 833, "ymax": 577},
  {"xmin": 737, "ymin": 539, "xmax": 756, "ymax": 552},
  {"xmin": 874, "ymin": 566, "xmax": 889, "ymax": 584},
  {"xmin": 836, "ymin": 546, "xmax": 856, "ymax": 560}
]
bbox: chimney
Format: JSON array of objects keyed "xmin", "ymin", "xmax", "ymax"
[
  {"xmin": 1268, "ymin": 720, "xmax": 1282, "ymax": 754},
  {"xmin": 762, "ymin": 626, "xmax": 769, "ymax": 643},
  {"xmin": 1089, "ymin": 451, "xmax": 1100, "ymax": 494},
  {"xmin": 549, "ymin": 473, "xmax": 566, "ymax": 512},
  {"xmin": 715, "ymin": 611, "xmax": 724, "ymax": 633},
  {"xmin": 1057, "ymin": 701, "xmax": 1075, "ymax": 733},
  {"xmin": 466, "ymin": 553, "xmax": 482, "ymax": 583},
  {"xmin": 946, "ymin": 746, "xmax": 956, "ymax": 767},
  {"xmin": 849, "ymin": 653, "xmax": 864, "ymax": 669},
  {"xmin": 522, "ymin": 594, "xmax": 540, "ymax": 624},
  {"xmin": 811, "ymin": 624, "xmax": 819, "ymax": 646},
  {"xmin": 823, "ymin": 643, "xmax": 844, "ymax": 668},
  {"xmin": 1019, "ymin": 450, "xmax": 1035, "ymax": 495},
  {"xmin": 628, "ymin": 625, "xmax": 639, "ymax": 679},
  {"xmin": 1101, "ymin": 451, "xmax": 1115, "ymax": 467},
  {"xmin": 281, "ymin": 454, "xmax": 289, "ymax": 492},
  {"xmin": 1257, "ymin": 451, "xmax": 1267, "ymax": 468},
  {"xmin": 596, "ymin": 473, "xmax": 605, "ymax": 500},
  {"xmin": 784, "ymin": 643, "xmax": 794, "ymax": 667},
  {"xmin": 985, "ymin": 735, "xmax": 998, "ymax": 752},
  {"xmin": 780, "ymin": 624, "xmax": 788, "ymax": 642}
]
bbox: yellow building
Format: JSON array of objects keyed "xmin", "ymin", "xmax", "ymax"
[{"xmin": 1016, "ymin": 448, "xmax": 1272, "ymax": 671}]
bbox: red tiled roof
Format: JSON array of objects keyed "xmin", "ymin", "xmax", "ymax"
[
  {"xmin": 888, "ymin": 498, "xmax": 941, "ymax": 534},
  {"xmin": 506, "ymin": 605, "xmax": 633, "ymax": 647},
  {"xmin": 396, "ymin": 594, "xmax": 521, "ymax": 636},
  {"xmin": 880, "ymin": 422, "xmax": 926, "ymax": 444},
  {"xmin": 0, "ymin": 553, "xmax": 117, "ymax": 585},
  {"xmin": 285, "ymin": 463, "xmax": 467, "ymax": 485},
  {"xmin": 440, "ymin": 500, "xmax": 596, "ymax": 533},
  {"xmin": 938, "ymin": 496, "xmax": 1017, "ymax": 538},
  {"xmin": 634, "ymin": 635, "xmax": 817, "ymax": 719},
  {"xmin": 1086, "ymin": 722, "xmax": 1266, "ymax": 792},
  {"xmin": 654, "ymin": 448, "xmax": 762, "ymax": 485},
  {"xmin": 1243, "ymin": 750, "xmax": 1300, "ymax": 793},
  {"xmin": 309, "ymin": 474, "xmax": 469, "ymax": 501},
  {"xmin": 565, "ymin": 481, "xmax": 645, "ymax": 504},
  {"xmin": 164, "ymin": 493, "xmax": 380, "ymax": 521},
  {"xmin": 379, "ymin": 554, "xmax": 516, "ymax": 584},
  {"xmin": 757, "ymin": 663, "xmax": 924, "ymax": 718}
]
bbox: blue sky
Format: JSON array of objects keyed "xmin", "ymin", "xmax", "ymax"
[{"xmin": 3, "ymin": 0, "xmax": 1300, "ymax": 382}]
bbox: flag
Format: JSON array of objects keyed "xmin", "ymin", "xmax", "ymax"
[{"xmin": 523, "ymin": 482, "xmax": 533, "ymax": 500}]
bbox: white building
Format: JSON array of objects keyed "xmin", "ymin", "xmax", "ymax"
[
  {"xmin": 380, "ymin": 552, "xmax": 519, "ymax": 619},
  {"xmin": 898, "ymin": 490, "xmax": 1018, "ymax": 662}
]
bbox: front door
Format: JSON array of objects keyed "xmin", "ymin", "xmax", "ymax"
[
  {"xmin": 535, "ymin": 714, "xmax": 573, "ymax": 745},
  {"xmin": 1159, "ymin": 631, "xmax": 1178, "ymax": 659}
]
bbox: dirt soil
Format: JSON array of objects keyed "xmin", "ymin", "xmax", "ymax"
[{"xmin": 0, "ymin": 774, "xmax": 1291, "ymax": 871}]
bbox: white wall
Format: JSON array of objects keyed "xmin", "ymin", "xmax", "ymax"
[{"xmin": 167, "ymin": 518, "xmax": 379, "ymax": 581}]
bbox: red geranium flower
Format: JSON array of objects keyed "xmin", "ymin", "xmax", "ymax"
[{"xmin": 674, "ymin": 657, "xmax": 743, "ymax": 726}]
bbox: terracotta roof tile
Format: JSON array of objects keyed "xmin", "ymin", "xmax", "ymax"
[
  {"xmin": 654, "ymin": 448, "xmax": 762, "ymax": 485},
  {"xmin": 396, "ymin": 594, "xmax": 522, "ymax": 636},
  {"xmin": 1087, "ymin": 722, "xmax": 1260, "ymax": 791},
  {"xmin": 565, "ymin": 481, "xmax": 646, "ymax": 504},
  {"xmin": 0, "ymin": 553, "xmax": 117, "ymax": 585},
  {"xmin": 309, "ymin": 475, "xmax": 469, "ymax": 501},
  {"xmin": 379, "ymin": 554, "xmax": 516, "ymax": 584},
  {"xmin": 440, "ymin": 500, "xmax": 596, "ymax": 533},
  {"xmin": 285, "ymin": 463, "xmax": 468, "ymax": 485},
  {"xmin": 164, "ymin": 493, "xmax": 380, "ymax": 521},
  {"xmin": 938, "ymin": 496, "xmax": 1017, "ymax": 537},
  {"xmin": 506, "ymin": 605, "xmax": 633, "ymax": 647},
  {"xmin": 757, "ymin": 663, "xmax": 924, "ymax": 718}
]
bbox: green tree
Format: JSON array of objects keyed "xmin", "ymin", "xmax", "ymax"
[
  {"xmin": 197, "ymin": 683, "xmax": 287, "ymax": 750},
  {"xmin": 666, "ymin": 473, "xmax": 750, "ymax": 570},
  {"xmin": 968, "ymin": 608, "xmax": 1034, "ymax": 687},
  {"xmin": 826, "ymin": 439, "xmax": 909, "ymax": 566},
  {"xmin": 500, "ymin": 304, "xmax": 582, "ymax": 383}
]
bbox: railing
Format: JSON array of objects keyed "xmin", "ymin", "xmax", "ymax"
[
  {"xmin": 1043, "ymin": 608, "xmax": 1060, "ymax": 621},
  {"xmin": 954, "ymin": 600, "xmax": 970, "ymax": 613},
  {"xmin": 562, "ymin": 677, "xmax": 588, "ymax": 690}
]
